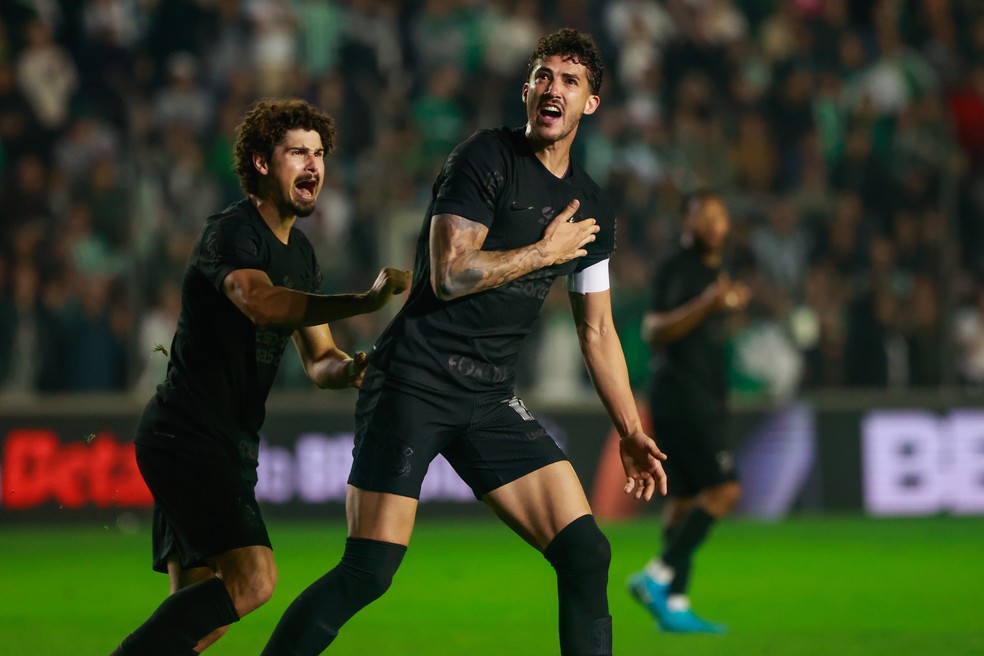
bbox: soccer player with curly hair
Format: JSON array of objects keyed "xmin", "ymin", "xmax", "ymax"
[{"xmin": 110, "ymin": 98, "xmax": 409, "ymax": 655}]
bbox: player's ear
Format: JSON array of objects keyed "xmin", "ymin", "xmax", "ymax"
[
  {"xmin": 583, "ymin": 94, "xmax": 600, "ymax": 116},
  {"xmin": 521, "ymin": 82, "xmax": 529, "ymax": 104},
  {"xmin": 252, "ymin": 152, "xmax": 269, "ymax": 175}
]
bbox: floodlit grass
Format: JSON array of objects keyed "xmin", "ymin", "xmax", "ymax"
[{"xmin": 1, "ymin": 514, "xmax": 982, "ymax": 655}]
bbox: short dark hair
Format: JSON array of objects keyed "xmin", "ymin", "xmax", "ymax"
[
  {"xmin": 527, "ymin": 29, "xmax": 604, "ymax": 95},
  {"xmin": 233, "ymin": 98, "xmax": 336, "ymax": 195}
]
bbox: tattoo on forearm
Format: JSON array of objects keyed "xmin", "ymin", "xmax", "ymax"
[
  {"xmin": 435, "ymin": 215, "xmax": 548, "ymax": 298},
  {"xmin": 458, "ymin": 267, "xmax": 484, "ymax": 288}
]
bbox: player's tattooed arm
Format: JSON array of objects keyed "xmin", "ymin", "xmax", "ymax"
[{"xmin": 430, "ymin": 200, "xmax": 599, "ymax": 301}]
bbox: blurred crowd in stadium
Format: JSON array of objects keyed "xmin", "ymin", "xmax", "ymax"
[{"xmin": 1, "ymin": 0, "xmax": 984, "ymax": 401}]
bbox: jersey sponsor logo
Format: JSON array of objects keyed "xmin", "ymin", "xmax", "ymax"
[
  {"xmin": 256, "ymin": 327, "xmax": 291, "ymax": 366},
  {"xmin": 448, "ymin": 354, "xmax": 509, "ymax": 384},
  {"xmin": 502, "ymin": 277, "xmax": 552, "ymax": 301}
]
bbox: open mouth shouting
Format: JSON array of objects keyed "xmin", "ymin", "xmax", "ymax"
[
  {"xmin": 294, "ymin": 176, "xmax": 319, "ymax": 202},
  {"xmin": 538, "ymin": 102, "xmax": 563, "ymax": 126}
]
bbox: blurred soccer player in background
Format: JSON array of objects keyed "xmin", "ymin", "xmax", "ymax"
[
  {"xmin": 260, "ymin": 29, "xmax": 666, "ymax": 656},
  {"xmin": 110, "ymin": 98, "xmax": 409, "ymax": 655},
  {"xmin": 628, "ymin": 190, "xmax": 750, "ymax": 634}
]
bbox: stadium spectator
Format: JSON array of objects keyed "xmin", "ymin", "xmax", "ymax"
[
  {"xmin": 152, "ymin": 51, "xmax": 213, "ymax": 136},
  {"xmin": 14, "ymin": 18, "xmax": 77, "ymax": 133},
  {"xmin": 60, "ymin": 273, "xmax": 129, "ymax": 391},
  {"xmin": 0, "ymin": 0, "xmax": 982, "ymax": 397}
]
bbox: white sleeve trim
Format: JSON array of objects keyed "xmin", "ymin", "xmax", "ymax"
[{"xmin": 567, "ymin": 258, "xmax": 610, "ymax": 294}]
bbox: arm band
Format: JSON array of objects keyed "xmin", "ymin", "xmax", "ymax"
[{"xmin": 567, "ymin": 258, "xmax": 610, "ymax": 294}]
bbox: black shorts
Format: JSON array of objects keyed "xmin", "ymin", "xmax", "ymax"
[
  {"xmin": 136, "ymin": 442, "xmax": 271, "ymax": 574},
  {"xmin": 650, "ymin": 405, "xmax": 738, "ymax": 498},
  {"xmin": 350, "ymin": 365, "xmax": 567, "ymax": 499}
]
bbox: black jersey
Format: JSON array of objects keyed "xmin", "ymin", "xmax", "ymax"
[
  {"xmin": 649, "ymin": 247, "xmax": 728, "ymax": 414},
  {"xmin": 371, "ymin": 127, "xmax": 615, "ymax": 394},
  {"xmin": 136, "ymin": 198, "xmax": 322, "ymax": 457}
]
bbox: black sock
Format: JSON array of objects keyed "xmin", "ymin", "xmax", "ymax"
[
  {"xmin": 260, "ymin": 537, "xmax": 406, "ymax": 656},
  {"xmin": 668, "ymin": 558, "xmax": 692, "ymax": 595},
  {"xmin": 661, "ymin": 507, "xmax": 715, "ymax": 593},
  {"xmin": 661, "ymin": 522, "xmax": 691, "ymax": 595},
  {"xmin": 543, "ymin": 515, "xmax": 612, "ymax": 656},
  {"xmin": 112, "ymin": 577, "xmax": 239, "ymax": 656}
]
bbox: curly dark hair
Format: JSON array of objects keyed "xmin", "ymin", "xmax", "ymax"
[
  {"xmin": 233, "ymin": 98, "xmax": 336, "ymax": 195},
  {"xmin": 527, "ymin": 28, "xmax": 604, "ymax": 95}
]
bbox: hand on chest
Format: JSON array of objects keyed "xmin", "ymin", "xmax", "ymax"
[{"xmin": 484, "ymin": 192, "xmax": 597, "ymax": 251}]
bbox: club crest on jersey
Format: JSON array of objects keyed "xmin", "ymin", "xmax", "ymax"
[{"xmin": 538, "ymin": 206, "xmax": 557, "ymax": 225}]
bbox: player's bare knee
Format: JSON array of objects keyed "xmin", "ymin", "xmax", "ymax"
[{"xmin": 224, "ymin": 568, "xmax": 277, "ymax": 616}]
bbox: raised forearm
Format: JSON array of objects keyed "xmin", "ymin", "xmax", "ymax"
[
  {"xmin": 226, "ymin": 267, "xmax": 406, "ymax": 329},
  {"xmin": 237, "ymin": 284, "xmax": 378, "ymax": 328},
  {"xmin": 430, "ymin": 207, "xmax": 596, "ymax": 301},
  {"xmin": 434, "ymin": 243, "xmax": 552, "ymax": 300}
]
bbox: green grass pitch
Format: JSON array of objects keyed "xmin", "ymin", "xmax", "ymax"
[{"xmin": 1, "ymin": 514, "xmax": 982, "ymax": 655}]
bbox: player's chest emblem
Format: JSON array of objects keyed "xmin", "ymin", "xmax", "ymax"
[{"xmin": 539, "ymin": 206, "xmax": 557, "ymax": 225}]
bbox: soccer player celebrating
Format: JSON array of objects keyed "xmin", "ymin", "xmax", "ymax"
[
  {"xmin": 110, "ymin": 98, "xmax": 409, "ymax": 655},
  {"xmin": 627, "ymin": 190, "xmax": 750, "ymax": 633},
  {"xmin": 260, "ymin": 29, "xmax": 666, "ymax": 656}
]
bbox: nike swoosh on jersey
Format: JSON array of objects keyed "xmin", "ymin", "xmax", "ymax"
[{"xmin": 509, "ymin": 201, "xmax": 534, "ymax": 211}]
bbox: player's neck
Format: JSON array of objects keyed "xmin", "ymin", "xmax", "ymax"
[
  {"xmin": 249, "ymin": 194, "xmax": 295, "ymax": 244},
  {"xmin": 526, "ymin": 128, "xmax": 574, "ymax": 179},
  {"xmin": 532, "ymin": 145, "xmax": 572, "ymax": 179}
]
